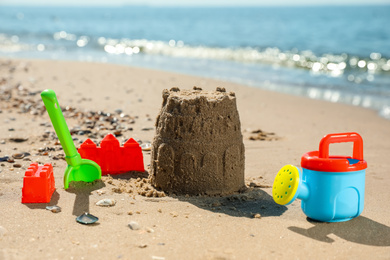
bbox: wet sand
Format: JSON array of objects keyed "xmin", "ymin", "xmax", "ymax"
[{"xmin": 0, "ymin": 58, "xmax": 390, "ymax": 259}]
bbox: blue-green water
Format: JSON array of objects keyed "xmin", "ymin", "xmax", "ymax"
[{"xmin": 1, "ymin": 5, "xmax": 390, "ymax": 118}]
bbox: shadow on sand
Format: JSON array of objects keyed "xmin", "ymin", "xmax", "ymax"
[
  {"xmin": 289, "ymin": 216, "xmax": 390, "ymax": 246},
  {"xmin": 66, "ymin": 171, "xmax": 148, "ymax": 217},
  {"xmin": 23, "ymin": 190, "xmax": 60, "ymax": 209},
  {"xmin": 66, "ymin": 180, "xmax": 105, "ymax": 216},
  {"xmin": 176, "ymin": 187, "xmax": 287, "ymax": 218}
]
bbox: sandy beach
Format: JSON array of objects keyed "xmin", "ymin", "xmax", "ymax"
[{"xmin": 0, "ymin": 58, "xmax": 389, "ymax": 259}]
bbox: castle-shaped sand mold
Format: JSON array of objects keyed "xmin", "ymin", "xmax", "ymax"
[{"xmin": 151, "ymin": 87, "xmax": 245, "ymax": 195}]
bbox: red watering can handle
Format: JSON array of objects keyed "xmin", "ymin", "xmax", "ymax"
[{"xmin": 319, "ymin": 132, "xmax": 364, "ymax": 160}]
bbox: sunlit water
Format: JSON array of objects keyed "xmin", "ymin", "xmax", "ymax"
[{"xmin": 1, "ymin": 5, "xmax": 390, "ymax": 118}]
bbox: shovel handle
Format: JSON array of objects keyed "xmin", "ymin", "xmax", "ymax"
[
  {"xmin": 41, "ymin": 89, "xmax": 78, "ymax": 158},
  {"xmin": 319, "ymin": 132, "xmax": 363, "ymax": 160}
]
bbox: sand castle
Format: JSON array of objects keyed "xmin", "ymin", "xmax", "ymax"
[{"xmin": 150, "ymin": 87, "xmax": 245, "ymax": 195}]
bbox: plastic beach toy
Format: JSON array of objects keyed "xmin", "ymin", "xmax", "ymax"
[
  {"xmin": 41, "ymin": 89, "xmax": 101, "ymax": 189},
  {"xmin": 273, "ymin": 132, "xmax": 367, "ymax": 222},
  {"xmin": 22, "ymin": 163, "xmax": 55, "ymax": 203},
  {"xmin": 78, "ymin": 134, "xmax": 145, "ymax": 175}
]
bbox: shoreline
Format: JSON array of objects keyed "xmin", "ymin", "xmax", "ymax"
[
  {"xmin": 2, "ymin": 54, "xmax": 389, "ymax": 121},
  {"xmin": 1, "ymin": 58, "xmax": 390, "ymax": 259}
]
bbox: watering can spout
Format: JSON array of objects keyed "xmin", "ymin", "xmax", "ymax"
[
  {"xmin": 273, "ymin": 165, "xmax": 307, "ymax": 205},
  {"xmin": 297, "ymin": 182, "xmax": 309, "ymax": 201}
]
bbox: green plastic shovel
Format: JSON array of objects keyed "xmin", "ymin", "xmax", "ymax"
[{"xmin": 41, "ymin": 89, "xmax": 101, "ymax": 189}]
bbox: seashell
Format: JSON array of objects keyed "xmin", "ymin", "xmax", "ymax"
[
  {"xmin": 46, "ymin": 205, "xmax": 61, "ymax": 213},
  {"xmin": 12, "ymin": 152, "xmax": 30, "ymax": 159},
  {"xmin": 76, "ymin": 213, "xmax": 99, "ymax": 225},
  {"xmin": 140, "ymin": 143, "xmax": 152, "ymax": 151},
  {"xmin": 96, "ymin": 198, "xmax": 116, "ymax": 207}
]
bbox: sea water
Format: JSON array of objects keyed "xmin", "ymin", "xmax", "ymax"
[{"xmin": 1, "ymin": 5, "xmax": 389, "ymax": 118}]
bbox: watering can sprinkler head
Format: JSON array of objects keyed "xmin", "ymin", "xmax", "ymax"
[{"xmin": 273, "ymin": 165, "xmax": 310, "ymax": 205}]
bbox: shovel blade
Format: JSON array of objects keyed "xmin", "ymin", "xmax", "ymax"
[{"xmin": 64, "ymin": 159, "xmax": 102, "ymax": 189}]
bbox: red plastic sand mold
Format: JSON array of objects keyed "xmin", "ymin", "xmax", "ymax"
[
  {"xmin": 22, "ymin": 163, "xmax": 55, "ymax": 203},
  {"xmin": 78, "ymin": 134, "xmax": 145, "ymax": 175}
]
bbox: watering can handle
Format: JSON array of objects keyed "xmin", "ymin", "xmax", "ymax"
[{"xmin": 319, "ymin": 132, "xmax": 363, "ymax": 160}]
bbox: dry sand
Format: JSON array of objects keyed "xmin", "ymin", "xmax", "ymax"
[{"xmin": 0, "ymin": 58, "xmax": 389, "ymax": 260}]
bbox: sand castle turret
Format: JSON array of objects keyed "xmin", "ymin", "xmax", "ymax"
[{"xmin": 150, "ymin": 87, "xmax": 245, "ymax": 195}]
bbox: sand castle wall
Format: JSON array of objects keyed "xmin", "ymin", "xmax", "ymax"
[{"xmin": 150, "ymin": 87, "xmax": 245, "ymax": 195}]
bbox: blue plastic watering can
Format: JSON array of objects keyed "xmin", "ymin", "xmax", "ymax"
[{"xmin": 273, "ymin": 132, "xmax": 367, "ymax": 222}]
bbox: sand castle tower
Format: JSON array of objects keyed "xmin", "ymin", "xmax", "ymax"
[{"xmin": 150, "ymin": 87, "xmax": 245, "ymax": 195}]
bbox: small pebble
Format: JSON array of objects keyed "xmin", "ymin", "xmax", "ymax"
[
  {"xmin": 9, "ymin": 137, "xmax": 28, "ymax": 143},
  {"xmin": 253, "ymin": 213, "xmax": 262, "ymax": 219},
  {"xmin": 13, "ymin": 163, "xmax": 22, "ymax": 168},
  {"xmin": 96, "ymin": 198, "xmax": 116, "ymax": 207},
  {"xmin": 128, "ymin": 221, "xmax": 141, "ymax": 230},
  {"xmin": 170, "ymin": 212, "xmax": 178, "ymax": 217},
  {"xmin": 46, "ymin": 205, "xmax": 61, "ymax": 213},
  {"xmin": 96, "ymin": 189, "xmax": 106, "ymax": 196},
  {"xmin": 113, "ymin": 130, "xmax": 122, "ymax": 137},
  {"xmin": 138, "ymin": 244, "xmax": 147, "ymax": 248}
]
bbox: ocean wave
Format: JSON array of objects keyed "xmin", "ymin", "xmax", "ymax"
[
  {"xmin": 0, "ymin": 34, "xmax": 31, "ymax": 52},
  {"xmin": 1, "ymin": 31, "xmax": 390, "ymax": 120},
  {"xmin": 96, "ymin": 37, "xmax": 390, "ymax": 77},
  {"xmin": 1, "ymin": 31, "xmax": 390, "ymax": 79}
]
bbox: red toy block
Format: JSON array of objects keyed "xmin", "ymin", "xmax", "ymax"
[
  {"xmin": 78, "ymin": 134, "xmax": 145, "ymax": 175},
  {"xmin": 22, "ymin": 163, "xmax": 55, "ymax": 203}
]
